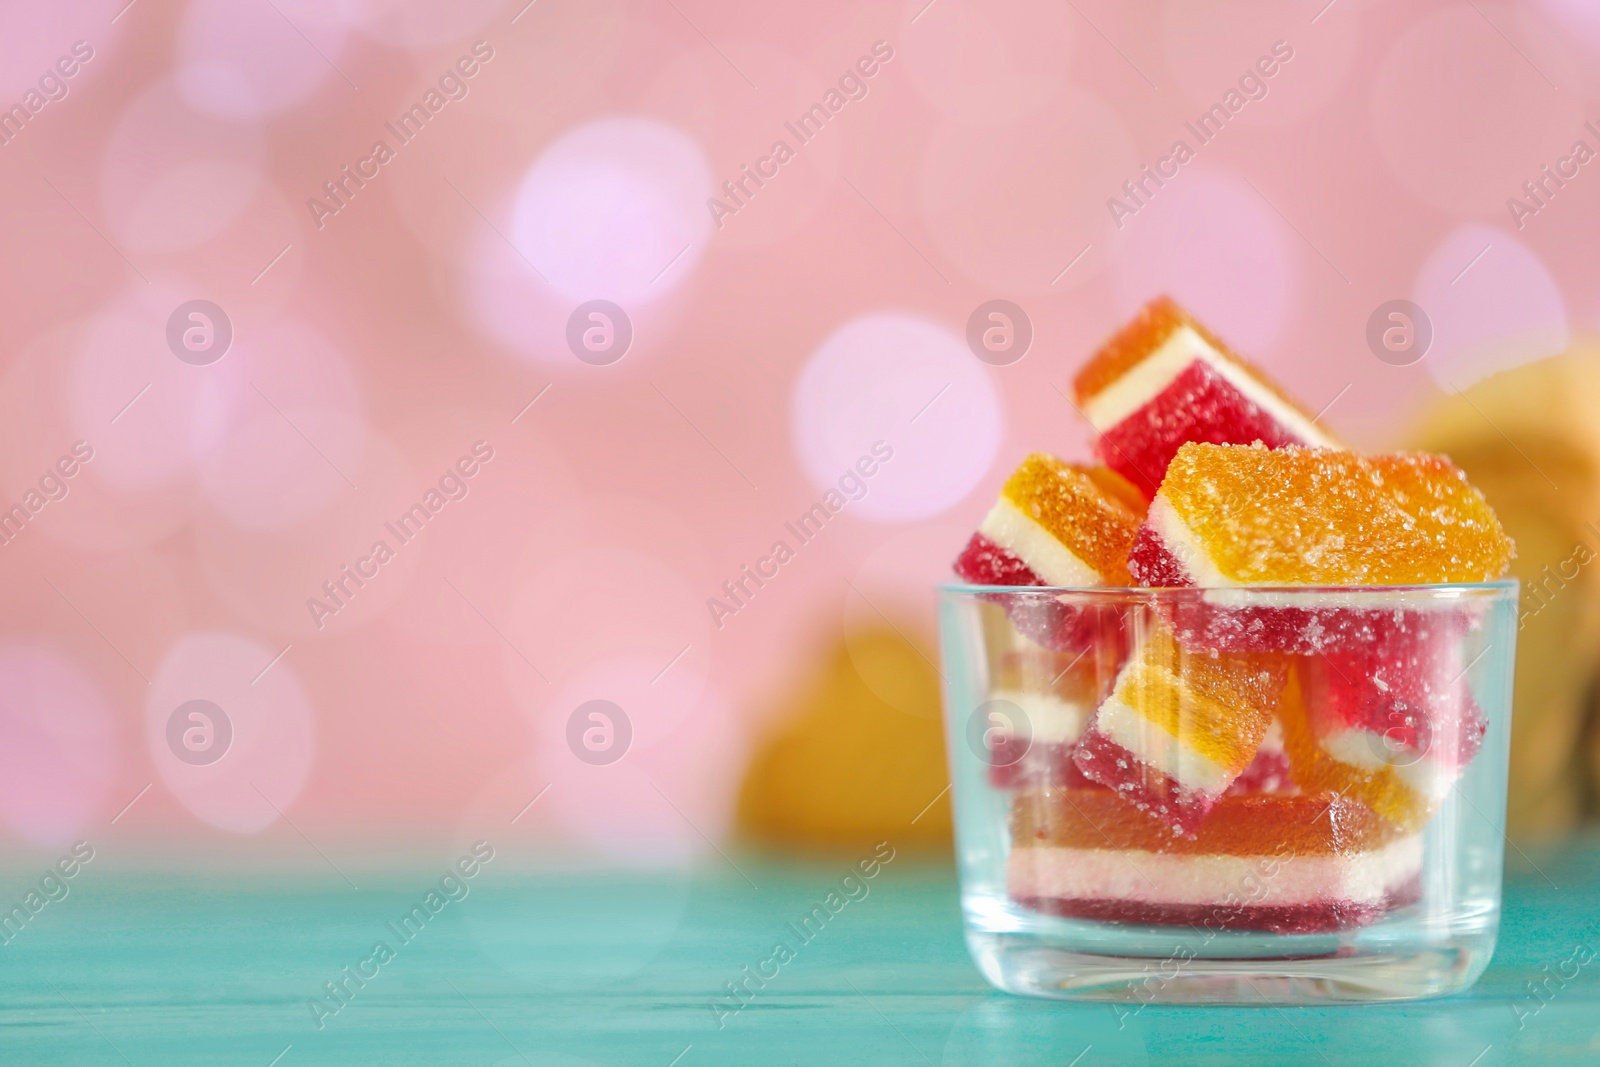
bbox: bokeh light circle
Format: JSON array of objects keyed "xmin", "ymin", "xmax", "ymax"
[
  {"xmin": 72, "ymin": 281, "xmax": 227, "ymax": 492},
  {"xmin": 165, "ymin": 699, "xmax": 233, "ymax": 766},
  {"xmin": 100, "ymin": 77, "xmax": 264, "ymax": 254},
  {"xmin": 525, "ymin": 661, "xmax": 740, "ymax": 866},
  {"xmin": 197, "ymin": 320, "xmax": 366, "ymax": 529},
  {"xmin": 146, "ymin": 632, "xmax": 315, "ymax": 834},
  {"xmin": 565, "ymin": 299, "xmax": 632, "ymax": 365},
  {"xmin": 177, "ymin": 0, "xmax": 351, "ymax": 119},
  {"xmin": 1108, "ymin": 166, "xmax": 1297, "ymax": 355},
  {"xmin": 502, "ymin": 543, "xmax": 711, "ymax": 712},
  {"xmin": 1539, "ymin": 0, "xmax": 1600, "ymax": 41},
  {"xmin": 1, "ymin": 320, "xmax": 195, "ymax": 552},
  {"xmin": 0, "ymin": 644, "xmax": 117, "ymax": 850},
  {"xmin": 1413, "ymin": 223, "xmax": 1568, "ymax": 390},
  {"xmin": 193, "ymin": 425, "xmax": 421, "ymax": 636},
  {"xmin": 0, "ymin": 1, "xmax": 121, "ymax": 101},
  {"xmin": 200, "ymin": 409, "xmax": 365, "ymax": 531},
  {"xmin": 510, "ymin": 116, "xmax": 713, "ymax": 304},
  {"xmin": 1371, "ymin": 6, "xmax": 1582, "ymax": 217},
  {"xmin": 792, "ymin": 313, "xmax": 1002, "ymax": 522},
  {"xmin": 335, "ymin": 0, "xmax": 503, "ymax": 48}
]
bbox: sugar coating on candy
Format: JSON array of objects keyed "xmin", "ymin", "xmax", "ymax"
[
  {"xmin": 1298, "ymin": 652, "xmax": 1485, "ymax": 821},
  {"xmin": 1313, "ymin": 638, "xmax": 1487, "ymax": 769},
  {"xmin": 954, "ymin": 455, "xmax": 1144, "ymax": 650},
  {"xmin": 1008, "ymin": 787, "xmax": 1422, "ymax": 932},
  {"xmin": 1279, "ymin": 665, "xmax": 1442, "ymax": 832},
  {"xmin": 1134, "ymin": 443, "xmax": 1515, "ymax": 587},
  {"xmin": 1072, "ymin": 296, "xmax": 1339, "ymax": 497},
  {"xmin": 1071, "ymin": 628, "xmax": 1288, "ymax": 835},
  {"xmin": 1075, "ymin": 298, "xmax": 1316, "ymax": 421},
  {"xmin": 952, "ymin": 533, "xmax": 1039, "ymax": 587},
  {"xmin": 1012, "ymin": 787, "xmax": 1400, "ymax": 856},
  {"xmin": 962, "ymin": 454, "xmax": 1145, "ymax": 587},
  {"xmin": 1150, "ymin": 588, "xmax": 1487, "ymax": 659},
  {"xmin": 1226, "ymin": 718, "xmax": 1295, "ymax": 797},
  {"xmin": 986, "ymin": 736, "xmax": 1103, "ymax": 790}
]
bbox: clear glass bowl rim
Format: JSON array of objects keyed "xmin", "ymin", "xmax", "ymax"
[{"xmin": 938, "ymin": 579, "xmax": 1519, "ymax": 598}]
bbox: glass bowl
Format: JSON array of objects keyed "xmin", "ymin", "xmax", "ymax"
[{"xmin": 937, "ymin": 581, "xmax": 1518, "ymax": 1005}]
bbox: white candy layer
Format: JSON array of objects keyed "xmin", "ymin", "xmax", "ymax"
[
  {"xmin": 1146, "ymin": 495, "xmax": 1230, "ymax": 586},
  {"xmin": 1198, "ymin": 587, "xmax": 1481, "ymax": 610},
  {"xmin": 1008, "ymin": 836, "xmax": 1422, "ymax": 907},
  {"xmin": 978, "ymin": 498, "xmax": 1102, "ymax": 587},
  {"xmin": 1081, "ymin": 323, "xmax": 1341, "ymax": 448},
  {"xmin": 1320, "ymin": 727, "xmax": 1455, "ymax": 800},
  {"xmin": 1092, "ymin": 692, "xmax": 1234, "ymax": 797},
  {"xmin": 988, "ymin": 689, "xmax": 1090, "ymax": 746},
  {"xmin": 1259, "ymin": 716, "xmax": 1285, "ymax": 756}
]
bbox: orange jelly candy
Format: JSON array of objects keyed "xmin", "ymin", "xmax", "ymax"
[
  {"xmin": 1279, "ymin": 663, "xmax": 1443, "ymax": 833},
  {"xmin": 1008, "ymin": 787, "xmax": 1421, "ymax": 933},
  {"xmin": 956, "ymin": 453, "xmax": 1145, "ymax": 587},
  {"xmin": 1129, "ymin": 442, "xmax": 1515, "ymax": 587},
  {"xmin": 953, "ymin": 454, "xmax": 1145, "ymax": 650},
  {"xmin": 1070, "ymin": 626, "xmax": 1289, "ymax": 835},
  {"xmin": 1013, "ymin": 785, "xmax": 1398, "ymax": 856}
]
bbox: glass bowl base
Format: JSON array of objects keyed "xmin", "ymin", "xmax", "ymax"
[{"xmin": 967, "ymin": 931, "xmax": 1495, "ymax": 1005}]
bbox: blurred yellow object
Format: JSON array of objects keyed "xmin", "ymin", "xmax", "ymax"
[
  {"xmin": 737, "ymin": 626, "xmax": 951, "ymax": 851},
  {"xmin": 1412, "ymin": 345, "xmax": 1600, "ymax": 837}
]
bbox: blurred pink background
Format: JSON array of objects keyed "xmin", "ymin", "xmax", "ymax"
[{"xmin": 0, "ymin": 0, "xmax": 1590, "ymax": 857}]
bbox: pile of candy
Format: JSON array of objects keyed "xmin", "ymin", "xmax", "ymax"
[{"xmin": 954, "ymin": 297, "xmax": 1514, "ymax": 933}]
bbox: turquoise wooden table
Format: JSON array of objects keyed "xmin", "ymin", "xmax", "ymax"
[{"xmin": 2, "ymin": 841, "xmax": 1597, "ymax": 1065}]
